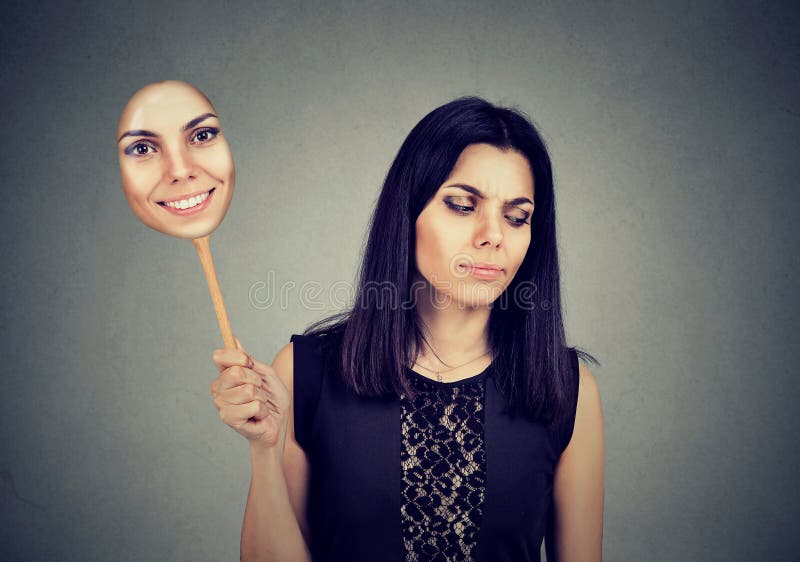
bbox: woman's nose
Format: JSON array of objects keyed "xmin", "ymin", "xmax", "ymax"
[{"xmin": 474, "ymin": 212, "xmax": 503, "ymax": 248}]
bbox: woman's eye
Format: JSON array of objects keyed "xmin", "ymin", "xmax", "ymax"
[
  {"xmin": 190, "ymin": 127, "xmax": 219, "ymax": 145},
  {"xmin": 505, "ymin": 215, "xmax": 531, "ymax": 227},
  {"xmin": 444, "ymin": 198, "xmax": 475, "ymax": 214},
  {"xmin": 125, "ymin": 141, "xmax": 157, "ymax": 157}
]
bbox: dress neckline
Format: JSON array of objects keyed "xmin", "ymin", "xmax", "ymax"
[{"xmin": 405, "ymin": 361, "xmax": 493, "ymax": 387}]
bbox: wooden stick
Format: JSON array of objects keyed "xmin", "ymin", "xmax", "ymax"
[{"xmin": 191, "ymin": 235, "xmax": 235, "ymax": 349}]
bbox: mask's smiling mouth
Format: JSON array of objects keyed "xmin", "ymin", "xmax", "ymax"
[{"xmin": 157, "ymin": 187, "xmax": 216, "ymax": 215}]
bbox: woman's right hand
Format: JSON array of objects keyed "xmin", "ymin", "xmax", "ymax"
[{"xmin": 210, "ymin": 338, "xmax": 291, "ymax": 450}]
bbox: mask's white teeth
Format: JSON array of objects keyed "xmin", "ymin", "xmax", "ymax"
[{"xmin": 162, "ymin": 190, "xmax": 211, "ymax": 209}]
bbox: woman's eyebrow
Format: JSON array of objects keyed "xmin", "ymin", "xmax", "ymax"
[
  {"xmin": 446, "ymin": 183, "xmax": 534, "ymax": 206},
  {"xmin": 506, "ymin": 196, "xmax": 534, "ymax": 207},
  {"xmin": 182, "ymin": 113, "xmax": 218, "ymax": 131}
]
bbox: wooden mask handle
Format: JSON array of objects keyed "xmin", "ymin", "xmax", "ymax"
[{"xmin": 191, "ymin": 235, "xmax": 235, "ymax": 349}]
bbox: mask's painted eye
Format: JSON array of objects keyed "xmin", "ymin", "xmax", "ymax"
[
  {"xmin": 125, "ymin": 140, "xmax": 158, "ymax": 157},
  {"xmin": 190, "ymin": 127, "xmax": 220, "ymax": 145}
]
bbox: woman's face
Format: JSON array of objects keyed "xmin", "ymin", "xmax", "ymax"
[
  {"xmin": 116, "ymin": 81, "xmax": 235, "ymax": 239},
  {"xmin": 415, "ymin": 143, "xmax": 534, "ymax": 309}
]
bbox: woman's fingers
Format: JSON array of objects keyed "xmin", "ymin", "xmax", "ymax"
[
  {"xmin": 214, "ymin": 382, "xmax": 270, "ymax": 409},
  {"xmin": 249, "ymin": 356, "xmax": 273, "ymax": 378},
  {"xmin": 234, "ymin": 337, "xmax": 274, "ymax": 377},
  {"xmin": 210, "ymin": 364, "xmax": 263, "ymax": 397},
  {"xmin": 210, "ymin": 340, "xmax": 290, "ymax": 446},
  {"xmin": 212, "ymin": 347, "xmax": 253, "ymax": 372},
  {"xmin": 213, "ymin": 343, "xmax": 274, "ymax": 379},
  {"xmin": 219, "ymin": 400, "xmax": 267, "ymax": 428}
]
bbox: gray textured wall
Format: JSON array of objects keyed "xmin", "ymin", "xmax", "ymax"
[{"xmin": 1, "ymin": 1, "xmax": 797, "ymax": 560}]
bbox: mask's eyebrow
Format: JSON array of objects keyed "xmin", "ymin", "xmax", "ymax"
[
  {"xmin": 117, "ymin": 129, "xmax": 157, "ymax": 143},
  {"xmin": 182, "ymin": 113, "xmax": 218, "ymax": 131},
  {"xmin": 117, "ymin": 113, "xmax": 218, "ymax": 143},
  {"xmin": 445, "ymin": 183, "xmax": 534, "ymax": 207}
]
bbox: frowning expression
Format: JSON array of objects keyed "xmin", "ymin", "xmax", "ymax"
[
  {"xmin": 415, "ymin": 143, "xmax": 534, "ymax": 308},
  {"xmin": 116, "ymin": 80, "xmax": 235, "ymax": 239}
]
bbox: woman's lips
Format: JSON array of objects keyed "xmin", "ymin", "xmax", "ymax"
[
  {"xmin": 459, "ymin": 263, "xmax": 504, "ymax": 280},
  {"xmin": 158, "ymin": 188, "xmax": 215, "ymax": 216}
]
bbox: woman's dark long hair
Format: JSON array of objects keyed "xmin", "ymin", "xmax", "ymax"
[{"xmin": 306, "ymin": 96, "xmax": 596, "ymax": 427}]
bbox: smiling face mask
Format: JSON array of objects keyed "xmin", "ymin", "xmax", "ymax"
[{"xmin": 116, "ymin": 80, "xmax": 235, "ymax": 239}]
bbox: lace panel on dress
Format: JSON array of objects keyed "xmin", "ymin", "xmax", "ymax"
[{"xmin": 400, "ymin": 373, "xmax": 487, "ymax": 562}]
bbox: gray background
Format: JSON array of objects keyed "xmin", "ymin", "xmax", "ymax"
[{"xmin": 1, "ymin": 1, "xmax": 797, "ymax": 560}]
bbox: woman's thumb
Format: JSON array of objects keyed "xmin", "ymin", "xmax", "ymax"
[
  {"xmin": 235, "ymin": 336, "xmax": 247, "ymax": 353},
  {"xmin": 234, "ymin": 337, "xmax": 256, "ymax": 370}
]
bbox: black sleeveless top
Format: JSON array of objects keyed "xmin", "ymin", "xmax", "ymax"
[{"xmin": 290, "ymin": 334, "xmax": 580, "ymax": 562}]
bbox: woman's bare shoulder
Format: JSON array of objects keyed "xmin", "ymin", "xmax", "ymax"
[
  {"xmin": 271, "ymin": 342, "xmax": 295, "ymax": 391},
  {"xmin": 577, "ymin": 362, "xmax": 601, "ymax": 405}
]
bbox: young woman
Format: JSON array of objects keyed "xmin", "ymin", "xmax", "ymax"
[{"xmin": 210, "ymin": 97, "xmax": 605, "ymax": 562}]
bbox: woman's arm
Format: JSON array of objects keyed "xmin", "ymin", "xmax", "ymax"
[
  {"xmin": 549, "ymin": 363, "xmax": 606, "ymax": 561},
  {"xmin": 240, "ymin": 343, "xmax": 312, "ymax": 562}
]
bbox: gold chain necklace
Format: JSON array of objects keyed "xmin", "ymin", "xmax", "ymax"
[{"xmin": 414, "ymin": 350, "xmax": 490, "ymax": 382}]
